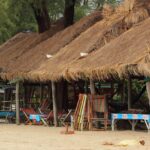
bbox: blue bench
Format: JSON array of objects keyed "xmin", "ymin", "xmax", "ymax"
[{"xmin": 111, "ymin": 113, "xmax": 150, "ymax": 132}]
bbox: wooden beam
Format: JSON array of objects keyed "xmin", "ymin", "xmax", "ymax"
[
  {"xmin": 51, "ymin": 81, "xmax": 58, "ymax": 127},
  {"xmin": 15, "ymin": 81, "xmax": 20, "ymax": 125},
  {"xmin": 127, "ymin": 76, "xmax": 132, "ymax": 110},
  {"xmin": 90, "ymin": 79, "xmax": 95, "ymax": 94}
]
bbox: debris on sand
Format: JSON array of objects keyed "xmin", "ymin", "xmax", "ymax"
[
  {"xmin": 60, "ymin": 124, "xmax": 75, "ymax": 135},
  {"xmin": 102, "ymin": 142, "xmax": 114, "ymax": 146},
  {"xmin": 103, "ymin": 139, "xmax": 145, "ymax": 147}
]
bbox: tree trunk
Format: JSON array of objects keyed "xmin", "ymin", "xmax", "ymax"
[
  {"xmin": 31, "ymin": 0, "xmax": 50, "ymax": 33},
  {"xmin": 64, "ymin": 0, "xmax": 76, "ymax": 27}
]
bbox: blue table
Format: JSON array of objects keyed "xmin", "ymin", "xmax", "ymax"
[
  {"xmin": 111, "ymin": 113, "xmax": 150, "ymax": 132},
  {"xmin": 29, "ymin": 114, "xmax": 41, "ymax": 122},
  {"xmin": 0, "ymin": 111, "xmax": 16, "ymax": 117}
]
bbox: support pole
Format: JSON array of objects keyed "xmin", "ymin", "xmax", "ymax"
[
  {"xmin": 127, "ymin": 76, "xmax": 132, "ymax": 110},
  {"xmin": 146, "ymin": 81, "xmax": 150, "ymax": 107},
  {"xmin": 16, "ymin": 81, "xmax": 20, "ymax": 125},
  {"xmin": 90, "ymin": 79, "xmax": 95, "ymax": 94},
  {"xmin": 84, "ymin": 80, "xmax": 88, "ymax": 94},
  {"xmin": 48, "ymin": 82, "xmax": 52, "ymax": 104},
  {"xmin": 52, "ymin": 81, "xmax": 58, "ymax": 127}
]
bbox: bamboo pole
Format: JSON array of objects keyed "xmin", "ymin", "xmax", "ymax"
[
  {"xmin": 15, "ymin": 81, "xmax": 20, "ymax": 125},
  {"xmin": 127, "ymin": 76, "xmax": 132, "ymax": 110},
  {"xmin": 52, "ymin": 81, "xmax": 58, "ymax": 127},
  {"xmin": 90, "ymin": 79, "xmax": 95, "ymax": 94}
]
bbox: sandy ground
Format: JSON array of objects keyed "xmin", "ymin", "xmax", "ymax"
[{"xmin": 0, "ymin": 124, "xmax": 149, "ymax": 150}]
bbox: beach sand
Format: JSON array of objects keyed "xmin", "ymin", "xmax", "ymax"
[{"xmin": 0, "ymin": 124, "xmax": 149, "ymax": 150}]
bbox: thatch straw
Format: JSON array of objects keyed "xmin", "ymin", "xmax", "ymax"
[
  {"xmin": 64, "ymin": 18, "xmax": 150, "ymax": 80},
  {"xmin": 0, "ymin": 19, "xmax": 65, "ymax": 72}
]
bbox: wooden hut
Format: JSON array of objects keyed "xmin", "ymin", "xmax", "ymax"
[
  {"xmin": 0, "ymin": 11, "xmax": 102, "ymax": 125},
  {"xmin": 0, "ymin": 0, "xmax": 150, "ymax": 126}
]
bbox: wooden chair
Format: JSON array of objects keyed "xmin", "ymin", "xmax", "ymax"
[
  {"xmin": 59, "ymin": 109, "xmax": 73, "ymax": 126},
  {"xmin": 21, "ymin": 108, "xmax": 37, "ymax": 124},
  {"xmin": 40, "ymin": 110, "xmax": 53, "ymax": 126},
  {"xmin": 88, "ymin": 95, "xmax": 109, "ymax": 130},
  {"xmin": 38, "ymin": 99, "xmax": 50, "ymax": 114},
  {"xmin": 41, "ymin": 111, "xmax": 65, "ymax": 126}
]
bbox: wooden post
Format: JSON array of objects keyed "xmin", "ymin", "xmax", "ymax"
[
  {"xmin": 146, "ymin": 81, "xmax": 150, "ymax": 106},
  {"xmin": 48, "ymin": 82, "xmax": 52, "ymax": 104},
  {"xmin": 122, "ymin": 80, "xmax": 126, "ymax": 104},
  {"xmin": 51, "ymin": 81, "xmax": 58, "ymax": 127},
  {"xmin": 127, "ymin": 76, "xmax": 132, "ymax": 110},
  {"xmin": 89, "ymin": 79, "xmax": 95, "ymax": 130},
  {"xmin": 84, "ymin": 80, "xmax": 88, "ymax": 94},
  {"xmin": 16, "ymin": 81, "xmax": 20, "ymax": 125},
  {"xmin": 90, "ymin": 79, "xmax": 95, "ymax": 94},
  {"xmin": 23, "ymin": 83, "xmax": 26, "ymax": 107},
  {"xmin": 63, "ymin": 80, "xmax": 68, "ymax": 111}
]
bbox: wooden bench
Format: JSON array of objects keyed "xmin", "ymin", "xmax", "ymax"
[{"xmin": 111, "ymin": 113, "xmax": 150, "ymax": 132}]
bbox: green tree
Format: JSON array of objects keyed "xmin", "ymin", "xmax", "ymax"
[
  {"xmin": 0, "ymin": 0, "xmax": 118, "ymax": 44},
  {"xmin": 0, "ymin": 0, "xmax": 15, "ymax": 44}
]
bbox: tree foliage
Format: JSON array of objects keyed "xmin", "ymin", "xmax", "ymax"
[{"xmin": 0, "ymin": 0, "xmax": 118, "ymax": 44}]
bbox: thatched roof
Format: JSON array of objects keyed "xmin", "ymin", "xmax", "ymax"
[
  {"xmin": 0, "ymin": 11, "xmax": 102, "ymax": 80},
  {"xmin": 0, "ymin": 19, "xmax": 65, "ymax": 71},
  {"xmin": 66, "ymin": 18, "xmax": 150, "ymax": 80},
  {"xmin": 23, "ymin": 0, "xmax": 150, "ymax": 82}
]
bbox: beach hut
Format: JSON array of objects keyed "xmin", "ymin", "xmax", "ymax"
[
  {"xmin": 0, "ymin": 11, "xmax": 102, "ymax": 125},
  {"xmin": 0, "ymin": 0, "xmax": 150, "ymax": 126}
]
